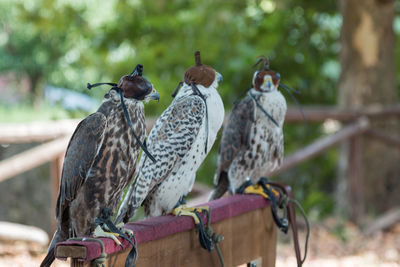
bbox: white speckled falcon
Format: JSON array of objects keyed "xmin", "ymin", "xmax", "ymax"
[
  {"xmin": 40, "ymin": 64, "xmax": 159, "ymax": 267},
  {"xmin": 116, "ymin": 51, "xmax": 224, "ymax": 223},
  {"xmin": 209, "ymin": 59, "xmax": 287, "ymax": 200}
]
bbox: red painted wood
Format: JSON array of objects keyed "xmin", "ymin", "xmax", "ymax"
[{"xmin": 55, "ymin": 194, "xmax": 270, "ymax": 262}]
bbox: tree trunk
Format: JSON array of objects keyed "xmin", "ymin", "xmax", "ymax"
[
  {"xmin": 28, "ymin": 72, "xmax": 43, "ymax": 108},
  {"xmin": 338, "ymin": 0, "xmax": 399, "ymax": 221}
]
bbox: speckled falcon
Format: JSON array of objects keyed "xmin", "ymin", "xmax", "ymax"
[
  {"xmin": 40, "ymin": 65, "xmax": 159, "ymax": 267},
  {"xmin": 209, "ymin": 59, "xmax": 287, "ymax": 200},
  {"xmin": 116, "ymin": 51, "xmax": 224, "ymax": 223}
]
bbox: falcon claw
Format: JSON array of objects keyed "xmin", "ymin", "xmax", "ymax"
[
  {"xmin": 114, "ymin": 222, "xmax": 134, "ymax": 239},
  {"xmin": 171, "ymin": 205, "xmax": 209, "ymax": 225},
  {"xmin": 244, "ymin": 184, "xmax": 279, "ymax": 199},
  {"xmin": 93, "ymin": 225, "xmax": 123, "ymax": 247}
]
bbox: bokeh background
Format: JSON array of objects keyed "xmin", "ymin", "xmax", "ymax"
[{"xmin": 0, "ymin": 0, "xmax": 399, "ymax": 266}]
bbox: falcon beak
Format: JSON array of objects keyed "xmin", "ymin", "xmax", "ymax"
[
  {"xmin": 216, "ymin": 72, "xmax": 223, "ymax": 83},
  {"xmin": 261, "ymin": 76, "xmax": 273, "ymax": 91},
  {"xmin": 146, "ymin": 88, "xmax": 160, "ymax": 102}
]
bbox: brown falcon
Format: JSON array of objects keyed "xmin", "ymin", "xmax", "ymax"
[
  {"xmin": 116, "ymin": 51, "xmax": 224, "ymax": 224},
  {"xmin": 40, "ymin": 64, "xmax": 159, "ymax": 267},
  {"xmin": 209, "ymin": 59, "xmax": 287, "ymax": 200}
]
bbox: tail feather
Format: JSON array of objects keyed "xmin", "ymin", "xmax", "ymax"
[
  {"xmin": 40, "ymin": 229, "xmax": 64, "ymax": 267},
  {"xmin": 208, "ymin": 171, "xmax": 230, "ymax": 201},
  {"xmin": 40, "ymin": 247, "xmax": 55, "ymax": 267}
]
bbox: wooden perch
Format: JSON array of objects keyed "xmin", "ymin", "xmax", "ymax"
[
  {"xmin": 55, "ymin": 194, "xmax": 277, "ymax": 267},
  {"xmin": 0, "ymin": 137, "xmax": 69, "ymax": 183},
  {"xmin": 269, "ymin": 117, "xmax": 370, "ymax": 176}
]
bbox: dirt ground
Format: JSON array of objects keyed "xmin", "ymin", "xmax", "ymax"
[
  {"xmin": 276, "ymin": 218, "xmax": 400, "ymax": 267},
  {"xmin": 1, "ymin": 219, "xmax": 399, "ymax": 267}
]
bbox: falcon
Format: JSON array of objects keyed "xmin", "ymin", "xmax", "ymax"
[
  {"xmin": 209, "ymin": 59, "xmax": 287, "ymax": 200},
  {"xmin": 40, "ymin": 64, "xmax": 159, "ymax": 267},
  {"xmin": 116, "ymin": 51, "xmax": 224, "ymax": 223}
]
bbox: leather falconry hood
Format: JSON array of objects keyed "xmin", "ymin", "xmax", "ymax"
[
  {"xmin": 184, "ymin": 51, "xmax": 216, "ymax": 87},
  {"xmin": 118, "ymin": 64, "xmax": 153, "ymax": 100}
]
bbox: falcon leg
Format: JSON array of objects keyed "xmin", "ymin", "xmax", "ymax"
[
  {"xmin": 94, "ymin": 208, "xmax": 138, "ymax": 267},
  {"xmin": 115, "ymin": 222, "xmax": 134, "ymax": 238},
  {"xmin": 238, "ymin": 177, "xmax": 289, "ymax": 233},
  {"xmin": 241, "ymin": 177, "xmax": 279, "ymax": 199},
  {"xmin": 171, "ymin": 205, "xmax": 210, "ymax": 225},
  {"xmin": 93, "ymin": 225, "xmax": 123, "ymax": 247},
  {"xmin": 171, "ymin": 196, "xmax": 215, "ymax": 252},
  {"xmin": 171, "ymin": 196, "xmax": 209, "ymax": 225}
]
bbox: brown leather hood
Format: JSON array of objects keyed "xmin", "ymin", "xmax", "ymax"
[{"xmin": 184, "ymin": 51, "xmax": 216, "ymax": 87}]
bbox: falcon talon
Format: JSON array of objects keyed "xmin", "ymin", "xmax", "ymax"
[
  {"xmin": 115, "ymin": 222, "xmax": 134, "ymax": 237},
  {"xmin": 194, "ymin": 206, "xmax": 210, "ymax": 214},
  {"xmin": 171, "ymin": 205, "xmax": 203, "ymax": 225},
  {"xmin": 244, "ymin": 184, "xmax": 269, "ymax": 199},
  {"xmin": 243, "ymin": 181, "xmax": 280, "ymax": 199},
  {"xmin": 93, "ymin": 225, "xmax": 123, "ymax": 247}
]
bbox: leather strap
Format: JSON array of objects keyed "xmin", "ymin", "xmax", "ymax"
[{"xmin": 270, "ymin": 182, "xmax": 303, "ymax": 267}]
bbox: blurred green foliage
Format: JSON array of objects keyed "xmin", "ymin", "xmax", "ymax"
[{"xmin": 0, "ymin": 0, "xmax": 399, "ymax": 218}]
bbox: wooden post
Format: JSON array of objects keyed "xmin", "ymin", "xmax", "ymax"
[
  {"xmin": 71, "ymin": 259, "xmax": 84, "ymax": 267},
  {"xmin": 348, "ymin": 135, "xmax": 364, "ymax": 222}
]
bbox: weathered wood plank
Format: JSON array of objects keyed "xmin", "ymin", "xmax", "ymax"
[
  {"xmin": 55, "ymin": 195, "xmax": 277, "ymax": 267},
  {"xmin": 0, "ymin": 137, "xmax": 69, "ymax": 183},
  {"xmin": 365, "ymin": 129, "xmax": 400, "ymax": 149},
  {"xmin": 0, "ymin": 119, "xmax": 79, "ymax": 143},
  {"xmin": 56, "ymin": 246, "xmax": 87, "ymax": 259},
  {"xmin": 285, "ymin": 104, "xmax": 400, "ymax": 123},
  {"xmin": 105, "ymin": 206, "xmax": 276, "ymax": 267},
  {"xmin": 268, "ymin": 117, "xmax": 370, "ymax": 176},
  {"xmin": 64, "ymin": 205, "xmax": 276, "ymax": 267},
  {"xmin": 2, "ymin": 105, "xmax": 399, "ymax": 144}
]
